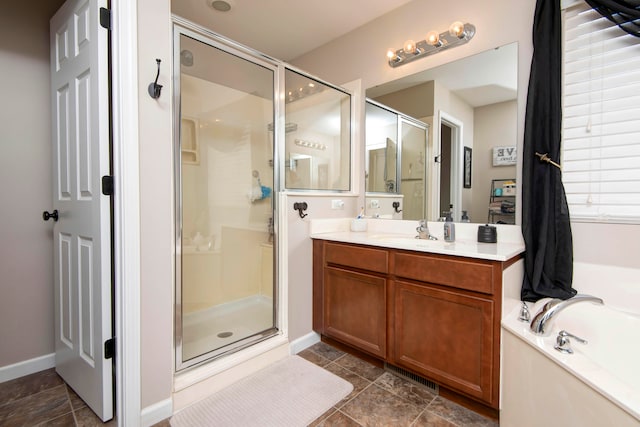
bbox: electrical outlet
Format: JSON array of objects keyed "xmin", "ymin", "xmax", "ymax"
[
  {"xmin": 370, "ymin": 200, "xmax": 380, "ymax": 209},
  {"xmin": 331, "ymin": 199, "xmax": 344, "ymax": 209}
]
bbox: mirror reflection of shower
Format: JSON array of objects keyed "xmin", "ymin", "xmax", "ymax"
[{"xmin": 175, "ymin": 30, "xmax": 278, "ymax": 371}]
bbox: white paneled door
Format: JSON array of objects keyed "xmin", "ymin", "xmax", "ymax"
[{"xmin": 49, "ymin": 0, "xmax": 113, "ymax": 421}]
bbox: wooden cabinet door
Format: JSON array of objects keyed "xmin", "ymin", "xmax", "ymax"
[
  {"xmin": 391, "ymin": 280, "xmax": 495, "ymax": 404},
  {"xmin": 324, "ymin": 266, "xmax": 386, "ymax": 358}
]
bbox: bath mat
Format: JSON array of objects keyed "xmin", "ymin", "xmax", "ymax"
[{"xmin": 170, "ymin": 355, "xmax": 353, "ymax": 427}]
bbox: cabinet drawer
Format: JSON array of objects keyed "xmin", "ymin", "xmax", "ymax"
[
  {"xmin": 325, "ymin": 242, "xmax": 388, "ymax": 274},
  {"xmin": 393, "ymin": 252, "xmax": 494, "ymax": 294}
]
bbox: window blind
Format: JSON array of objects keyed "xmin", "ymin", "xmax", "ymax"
[{"xmin": 562, "ymin": 3, "xmax": 640, "ymax": 223}]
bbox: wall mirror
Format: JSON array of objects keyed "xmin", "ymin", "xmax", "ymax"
[
  {"xmin": 284, "ymin": 68, "xmax": 351, "ymax": 191},
  {"xmin": 366, "ymin": 42, "xmax": 518, "ymax": 224}
]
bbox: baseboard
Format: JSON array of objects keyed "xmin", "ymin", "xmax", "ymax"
[
  {"xmin": 141, "ymin": 398, "xmax": 173, "ymax": 427},
  {"xmin": 289, "ymin": 331, "xmax": 320, "ymax": 355},
  {"xmin": 0, "ymin": 353, "xmax": 56, "ymax": 384}
]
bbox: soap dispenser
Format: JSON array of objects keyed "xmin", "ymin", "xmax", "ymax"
[{"xmin": 444, "ymin": 211, "xmax": 455, "ymax": 242}]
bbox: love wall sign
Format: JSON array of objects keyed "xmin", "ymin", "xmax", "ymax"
[{"xmin": 492, "ymin": 146, "xmax": 517, "ymax": 166}]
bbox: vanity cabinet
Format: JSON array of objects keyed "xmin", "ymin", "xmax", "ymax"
[{"xmin": 313, "ymin": 239, "xmax": 514, "ymax": 411}]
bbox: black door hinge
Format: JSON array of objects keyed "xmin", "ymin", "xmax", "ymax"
[
  {"xmin": 104, "ymin": 338, "xmax": 115, "ymax": 359},
  {"xmin": 100, "ymin": 7, "xmax": 111, "ymax": 30},
  {"xmin": 102, "ymin": 175, "xmax": 114, "ymax": 195}
]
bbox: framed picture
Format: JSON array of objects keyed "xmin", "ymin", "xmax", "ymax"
[
  {"xmin": 493, "ymin": 146, "xmax": 517, "ymax": 166},
  {"xmin": 463, "ymin": 146, "xmax": 472, "ymax": 188}
]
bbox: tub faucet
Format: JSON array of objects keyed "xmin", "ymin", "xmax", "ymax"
[
  {"xmin": 530, "ymin": 294, "xmax": 604, "ymax": 335},
  {"xmin": 416, "ymin": 219, "xmax": 437, "ymax": 240}
]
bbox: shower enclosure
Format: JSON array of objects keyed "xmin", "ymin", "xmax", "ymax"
[
  {"xmin": 173, "ymin": 19, "xmax": 352, "ymax": 371},
  {"xmin": 174, "ymin": 26, "xmax": 279, "ymax": 370}
]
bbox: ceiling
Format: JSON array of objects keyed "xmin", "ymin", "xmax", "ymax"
[{"xmin": 171, "ymin": 0, "xmax": 413, "ymax": 62}]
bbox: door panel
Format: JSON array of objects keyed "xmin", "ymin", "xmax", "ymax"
[{"xmin": 50, "ymin": 0, "xmax": 112, "ymax": 421}]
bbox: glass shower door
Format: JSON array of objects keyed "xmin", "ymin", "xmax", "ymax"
[
  {"xmin": 399, "ymin": 118, "xmax": 428, "ymax": 220},
  {"xmin": 175, "ymin": 30, "xmax": 278, "ymax": 370}
]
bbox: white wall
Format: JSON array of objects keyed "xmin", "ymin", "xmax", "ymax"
[
  {"xmin": 0, "ymin": 0, "xmax": 65, "ymax": 370},
  {"xmin": 137, "ymin": 0, "xmax": 174, "ymax": 409}
]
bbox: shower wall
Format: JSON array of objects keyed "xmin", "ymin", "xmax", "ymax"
[
  {"xmin": 182, "ymin": 230, "xmax": 272, "ymax": 314},
  {"xmin": 180, "ymin": 74, "xmax": 273, "ymax": 315}
]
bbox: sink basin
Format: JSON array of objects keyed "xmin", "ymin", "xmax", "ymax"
[
  {"xmin": 366, "ymin": 233, "xmax": 444, "ymax": 247},
  {"xmin": 367, "ymin": 233, "xmax": 417, "ymax": 242}
]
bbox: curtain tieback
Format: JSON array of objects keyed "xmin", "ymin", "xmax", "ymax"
[{"xmin": 535, "ymin": 152, "xmax": 562, "ymax": 170}]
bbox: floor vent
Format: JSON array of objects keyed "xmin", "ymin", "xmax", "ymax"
[{"xmin": 384, "ymin": 363, "xmax": 439, "ymax": 394}]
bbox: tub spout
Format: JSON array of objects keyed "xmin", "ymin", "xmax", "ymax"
[{"xmin": 530, "ymin": 294, "xmax": 604, "ymax": 336}]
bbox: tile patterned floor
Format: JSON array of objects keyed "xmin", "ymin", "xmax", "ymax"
[
  {"xmin": 0, "ymin": 368, "xmax": 115, "ymax": 426},
  {"xmin": 301, "ymin": 342, "xmax": 499, "ymax": 427},
  {"xmin": 0, "ymin": 342, "xmax": 498, "ymax": 426}
]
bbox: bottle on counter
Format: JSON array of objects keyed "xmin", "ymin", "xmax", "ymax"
[
  {"xmin": 444, "ymin": 210, "xmax": 455, "ymax": 242},
  {"xmin": 461, "ymin": 210, "xmax": 470, "ymax": 222}
]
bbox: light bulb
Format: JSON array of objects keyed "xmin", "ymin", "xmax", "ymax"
[
  {"xmin": 449, "ymin": 21, "xmax": 466, "ymax": 38},
  {"xmin": 403, "ymin": 40, "xmax": 416, "ymax": 54},
  {"xmin": 386, "ymin": 48, "xmax": 397, "ymax": 60},
  {"xmin": 426, "ymin": 31, "xmax": 441, "ymax": 46}
]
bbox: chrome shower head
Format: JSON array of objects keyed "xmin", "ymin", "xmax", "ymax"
[{"xmin": 180, "ymin": 50, "xmax": 194, "ymax": 67}]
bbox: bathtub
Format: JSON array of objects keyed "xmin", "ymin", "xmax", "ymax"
[{"xmin": 501, "ymin": 263, "xmax": 640, "ymax": 427}]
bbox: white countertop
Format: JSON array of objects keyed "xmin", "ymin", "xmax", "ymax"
[{"xmin": 309, "ymin": 218, "xmax": 525, "ymax": 262}]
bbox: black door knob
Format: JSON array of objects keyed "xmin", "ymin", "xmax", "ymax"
[{"xmin": 43, "ymin": 210, "xmax": 59, "ymax": 222}]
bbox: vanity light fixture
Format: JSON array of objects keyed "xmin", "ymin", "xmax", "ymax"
[
  {"xmin": 295, "ymin": 139, "xmax": 326, "ymax": 151},
  {"xmin": 386, "ymin": 22, "xmax": 476, "ymax": 68}
]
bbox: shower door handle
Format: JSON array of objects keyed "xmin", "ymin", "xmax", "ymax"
[{"xmin": 43, "ymin": 210, "xmax": 59, "ymax": 222}]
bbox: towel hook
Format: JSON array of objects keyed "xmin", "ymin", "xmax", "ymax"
[
  {"xmin": 148, "ymin": 59, "xmax": 163, "ymax": 99},
  {"xmin": 293, "ymin": 202, "xmax": 308, "ymax": 219},
  {"xmin": 392, "ymin": 201, "xmax": 402, "ymax": 213}
]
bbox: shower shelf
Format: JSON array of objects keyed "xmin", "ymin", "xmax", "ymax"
[{"xmin": 181, "ymin": 117, "xmax": 199, "ymax": 165}]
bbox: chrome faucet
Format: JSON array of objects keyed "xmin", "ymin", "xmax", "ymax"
[
  {"xmin": 416, "ymin": 220, "xmax": 437, "ymax": 240},
  {"xmin": 530, "ymin": 294, "xmax": 604, "ymax": 335},
  {"xmin": 554, "ymin": 330, "xmax": 587, "ymax": 354}
]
